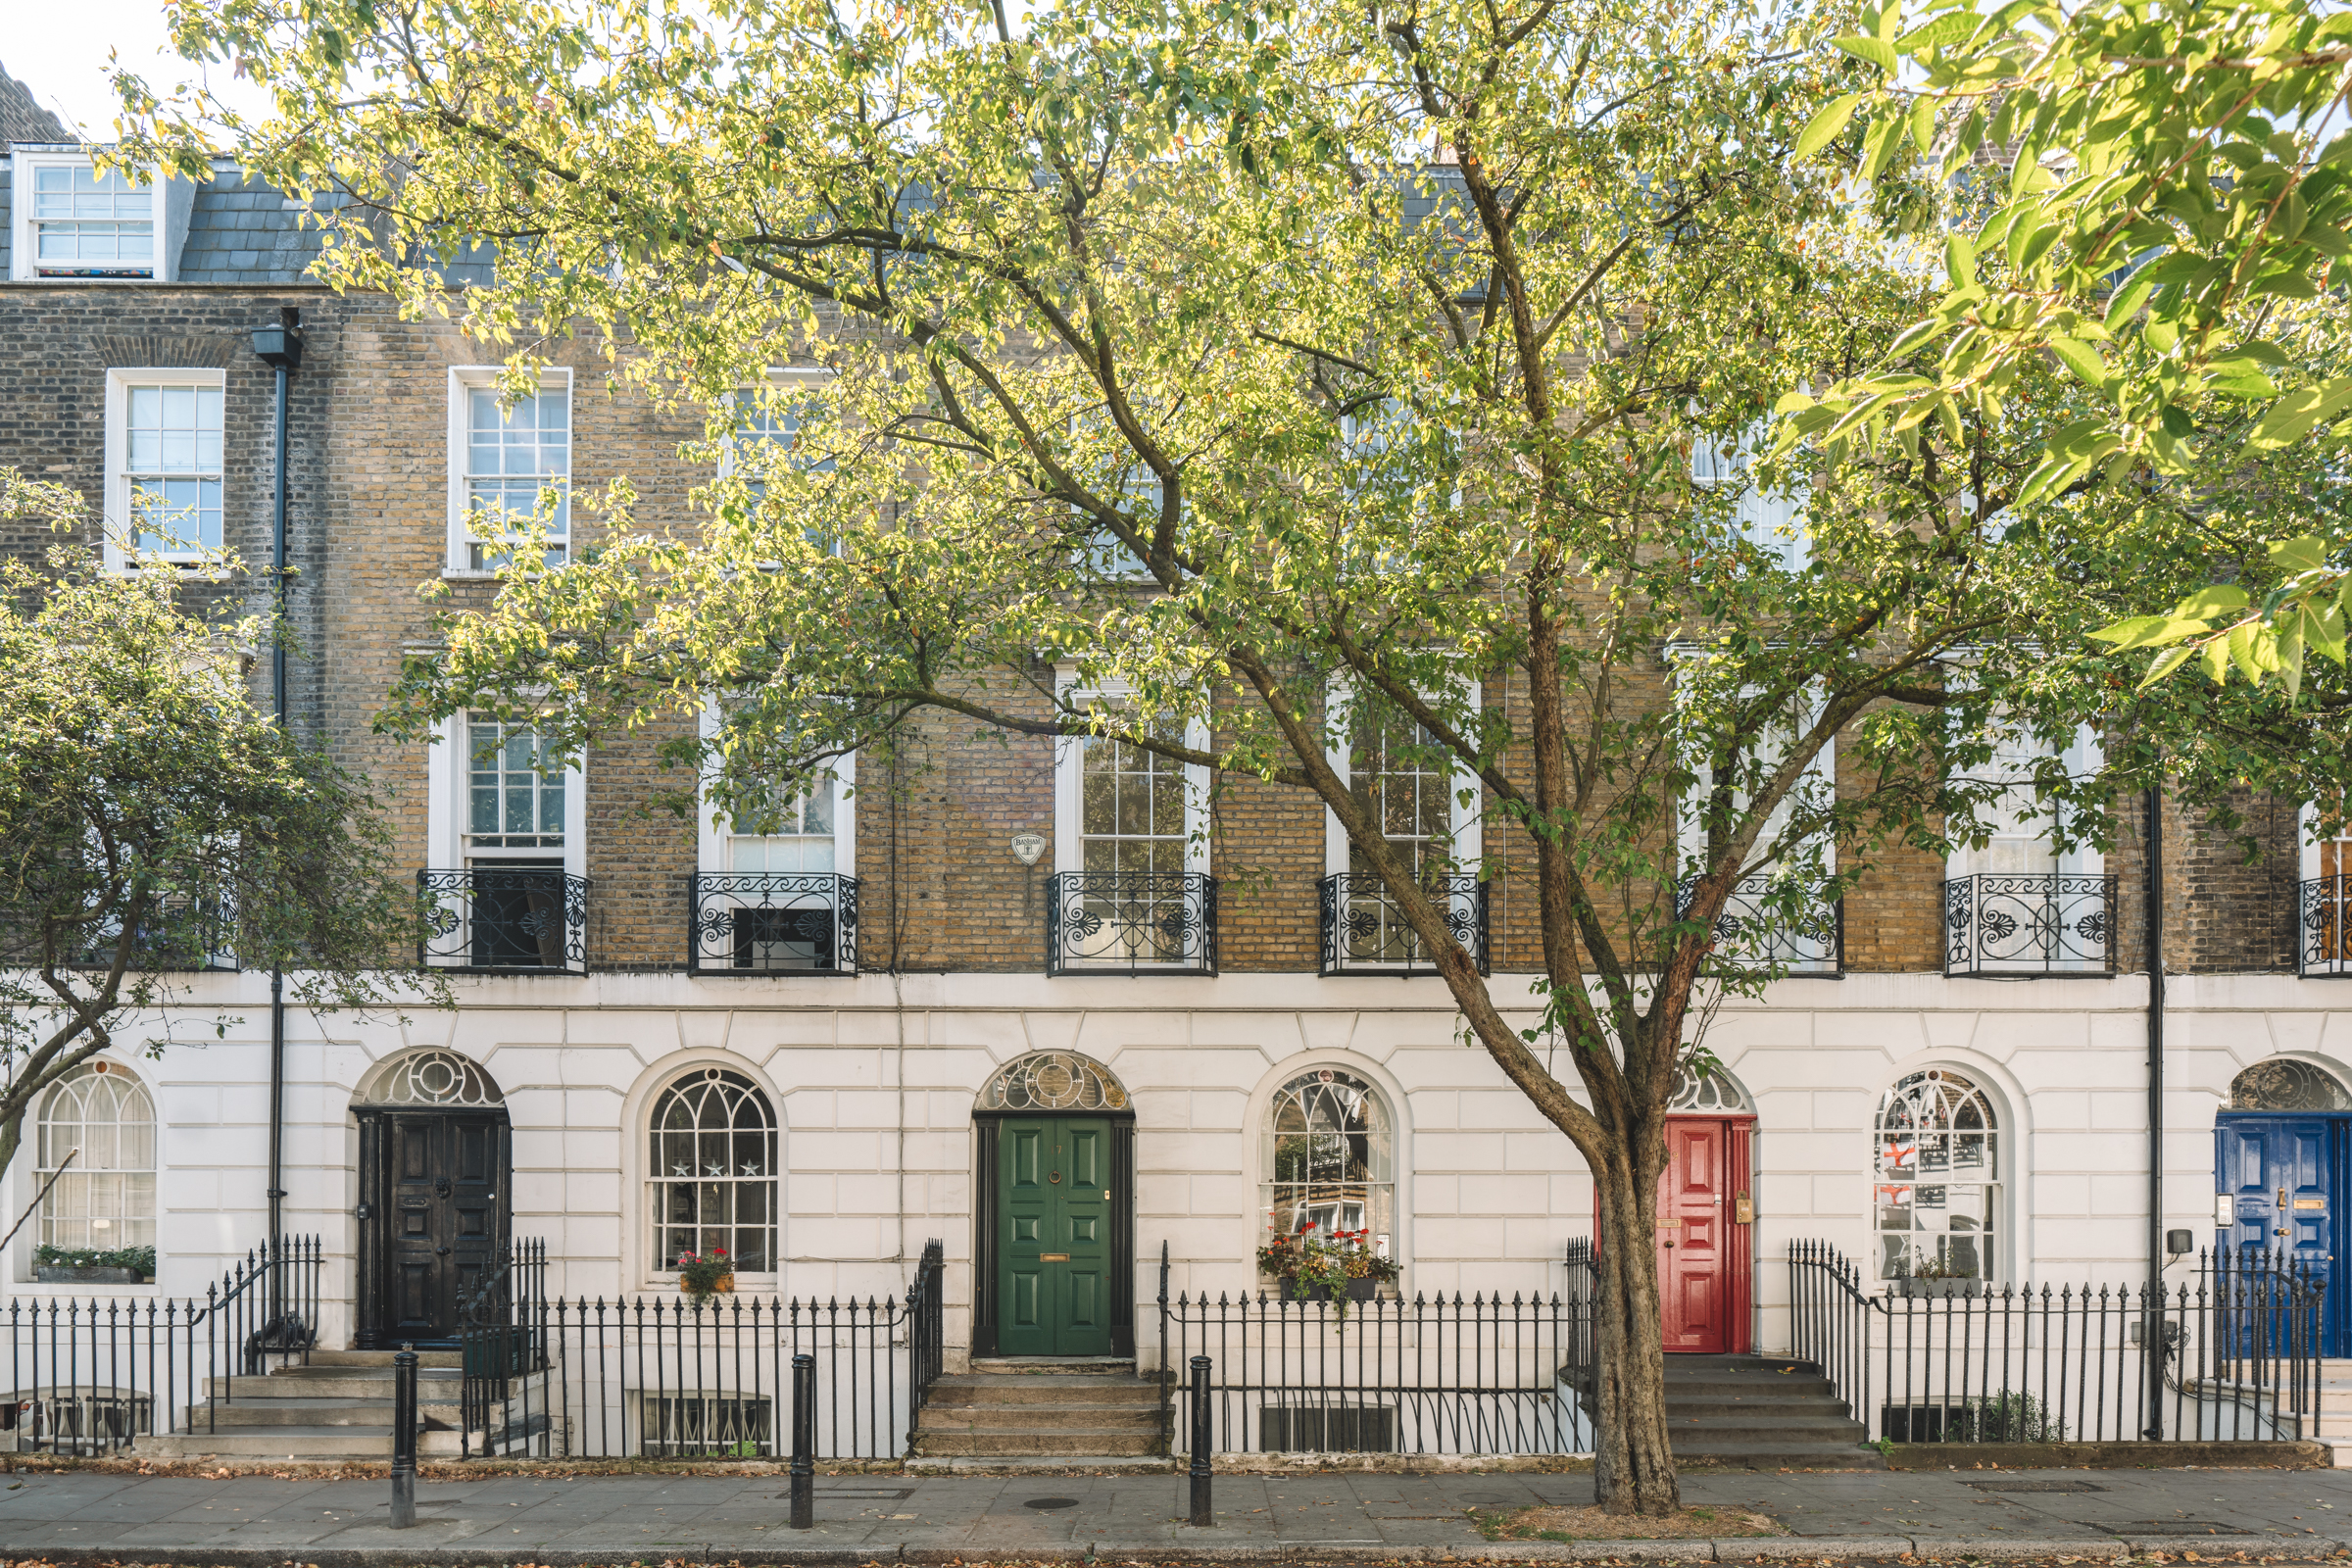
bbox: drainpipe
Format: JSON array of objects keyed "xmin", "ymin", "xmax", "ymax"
[
  {"xmin": 2144, "ymin": 774, "xmax": 2166, "ymax": 1434},
  {"xmin": 251, "ymin": 310, "xmax": 302, "ymax": 1272}
]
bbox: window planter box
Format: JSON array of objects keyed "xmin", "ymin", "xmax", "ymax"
[
  {"xmin": 1269, "ymin": 1276, "xmax": 1394, "ymax": 1305},
  {"xmin": 33, "ymin": 1266, "xmax": 148, "ymax": 1285},
  {"xmin": 678, "ymin": 1273, "xmax": 736, "ymax": 1299}
]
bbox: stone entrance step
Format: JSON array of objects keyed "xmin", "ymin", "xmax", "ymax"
[
  {"xmin": 914, "ymin": 1364, "xmax": 1165, "ymax": 1458},
  {"xmin": 133, "ymin": 1349, "xmax": 481, "ymax": 1462},
  {"xmin": 1664, "ymin": 1353, "xmax": 1885, "ymax": 1470}
]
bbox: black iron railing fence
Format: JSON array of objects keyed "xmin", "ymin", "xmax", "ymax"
[
  {"xmin": 0, "ymin": 1236, "xmax": 320, "ymax": 1454},
  {"xmin": 1157, "ymin": 1246, "xmax": 1586, "ymax": 1455},
  {"xmin": 1941, "ymin": 872, "xmax": 2118, "ymax": 976},
  {"xmin": 419, "ymin": 866, "xmax": 590, "ymax": 972},
  {"xmin": 1046, "ymin": 871, "xmax": 1217, "ymax": 975},
  {"xmin": 1789, "ymin": 1239, "xmax": 2323, "ymax": 1444},
  {"xmin": 1317, "ymin": 873, "xmax": 1490, "ymax": 975},
  {"xmin": 459, "ymin": 1239, "xmax": 946, "ymax": 1459},
  {"xmin": 687, "ymin": 873, "xmax": 859, "ymax": 974},
  {"xmin": 2302, "ymin": 873, "xmax": 2352, "ymax": 978}
]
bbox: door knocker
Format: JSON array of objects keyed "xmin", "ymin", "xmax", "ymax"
[
  {"xmin": 434, "ymin": 1176, "xmax": 452, "ymax": 1198},
  {"xmin": 1049, "ymin": 1171, "xmax": 1061, "ymax": 1184}
]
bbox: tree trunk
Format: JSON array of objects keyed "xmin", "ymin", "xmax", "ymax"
[{"xmin": 1590, "ymin": 1121, "xmax": 1680, "ymax": 1514}]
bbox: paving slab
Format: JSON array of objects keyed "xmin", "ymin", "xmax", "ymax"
[{"xmin": 0, "ymin": 1463, "xmax": 2348, "ymax": 1562}]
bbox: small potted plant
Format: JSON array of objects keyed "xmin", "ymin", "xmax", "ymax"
[
  {"xmin": 33, "ymin": 1245, "xmax": 156, "ymax": 1285},
  {"xmin": 675, "ymin": 1247, "xmax": 735, "ymax": 1300},
  {"xmin": 1256, "ymin": 1227, "xmax": 1401, "ymax": 1312}
]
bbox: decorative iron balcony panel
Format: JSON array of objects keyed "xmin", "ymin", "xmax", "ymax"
[
  {"xmin": 1046, "ymin": 871, "xmax": 1217, "ymax": 976},
  {"xmin": 2300, "ymin": 874, "xmax": 2352, "ymax": 978},
  {"xmin": 69, "ymin": 893, "xmax": 240, "ymax": 973},
  {"xmin": 1675, "ymin": 874, "xmax": 1841, "ymax": 976},
  {"xmin": 687, "ymin": 873, "xmax": 859, "ymax": 975},
  {"xmin": 1941, "ymin": 872, "xmax": 2117, "ymax": 977},
  {"xmin": 1317, "ymin": 873, "xmax": 1490, "ymax": 976},
  {"xmin": 418, "ymin": 867, "xmax": 589, "ymax": 974}
]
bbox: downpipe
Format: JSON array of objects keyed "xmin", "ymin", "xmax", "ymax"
[
  {"xmin": 2144, "ymin": 777, "xmax": 2167, "ymax": 1437},
  {"xmin": 252, "ymin": 311, "xmax": 301, "ymax": 1344}
]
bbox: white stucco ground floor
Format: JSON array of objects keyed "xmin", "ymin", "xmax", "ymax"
[{"xmin": 13, "ymin": 970, "xmax": 2351, "ymax": 1368}]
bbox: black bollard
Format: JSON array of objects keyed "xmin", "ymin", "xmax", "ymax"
[
  {"xmin": 389, "ymin": 1343, "xmax": 417, "ymax": 1528},
  {"xmin": 1188, "ymin": 1354, "xmax": 1212, "ymax": 1528},
  {"xmin": 790, "ymin": 1352, "xmax": 815, "ymax": 1530}
]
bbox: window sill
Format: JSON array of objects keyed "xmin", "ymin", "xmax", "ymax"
[
  {"xmin": 13, "ymin": 1279, "xmax": 162, "ymax": 1297},
  {"xmin": 440, "ymin": 568, "xmax": 507, "ymax": 582}
]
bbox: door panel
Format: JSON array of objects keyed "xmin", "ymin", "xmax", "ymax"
[
  {"xmin": 368, "ymin": 1110, "xmax": 512, "ymax": 1346},
  {"xmin": 994, "ymin": 1117, "xmax": 1116, "ymax": 1357},
  {"xmin": 1659, "ymin": 1119, "xmax": 1732, "ymax": 1353},
  {"xmin": 2216, "ymin": 1112, "xmax": 2340, "ymax": 1353}
]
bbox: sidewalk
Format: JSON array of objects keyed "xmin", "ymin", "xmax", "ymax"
[{"xmin": 4, "ymin": 1465, "xmax": 2352, "ymax": 1563}]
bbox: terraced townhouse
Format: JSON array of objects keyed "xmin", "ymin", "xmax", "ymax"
[{"xmin": 4, "ymin": 64, "xmax": 2350, "ymax": 1461}]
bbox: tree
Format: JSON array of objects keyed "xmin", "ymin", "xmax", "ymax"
[
  {"xmin": 1786, "ymin": 0, "xmax": 2352, "ymax": 692},
  {"xmin": 0, "ymin": 469, "xmax": 442, "ymax": 1183},
  {"xmin": 115, "ymin": 0, "xmax": 2351, "ymax": 1509}
]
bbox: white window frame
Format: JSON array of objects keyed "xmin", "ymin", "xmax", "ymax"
[
  {"xmin": 1052, "ymin": 666, "xmax": 1210, "ymax": 876},
  {"xmin": 2300, "ymin": 801, "xmax": 2352, "ymax": 884},
  {"xmin": 717, "ymin": 368, "xmax": 840, "ymax": 555},
  {"xmin": 8, "ymin": 148, "xmax": 189, "ymax": 284},
  {"xmin": 1320, "ymin": 677, "xmax": 1484, "ymax": 875},
  {"xmin": 695, "ymin": 708, "xmax": 857, "ymax": 876},
  {"xmin": 101, "ymin": 368, "xmax": 227, "ymax": 572},
  {"xmin": 425, "ymin": 713, "xmax": 587, "ymax": 880},
  {"xmin": 1942, "ymin": 719, "xmax": 2105, "ymax": 880},
  {"xmin": 31, "ymin": 1060, "xmax": 156, "ymax": 1268},
  {"xmin": 446, "ymin": 367, "xmax": 573, "ymax": 574},
  {"xmin": 643, "ymin": 1064, "xmax": 782, "ymax": 1287},
  {"xmin": 1691, "ymin": 422, "xmax": 1809, "ymax": 571}
]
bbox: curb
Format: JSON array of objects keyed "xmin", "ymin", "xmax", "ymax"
[{"xmin": 1, "ymin": 1539, "xmax": 2256, "ymax": 1566}]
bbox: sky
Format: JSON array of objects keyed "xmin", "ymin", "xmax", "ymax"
[{"xmin": 7, "ymin": 0, "xmax": 270, "ymax": 140}]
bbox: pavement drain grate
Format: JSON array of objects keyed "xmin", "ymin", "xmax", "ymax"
[
  {"xmin": 1024, "ymin": 1497, "xmax": 1081, "ymax": 1511},
  {"xmin": 1962, "ymin": 1480, "xmax": 2108, "ymax": 1494}
]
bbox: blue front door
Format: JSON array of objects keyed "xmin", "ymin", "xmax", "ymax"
[{"xmin": 2214, "ymin": 1112, "xmax": 2343, "ymax": 1353}]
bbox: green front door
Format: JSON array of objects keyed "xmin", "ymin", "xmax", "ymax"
[{"xmin": 996, "ymin": 1117, "xmax": 1114, "ymax": 1357}]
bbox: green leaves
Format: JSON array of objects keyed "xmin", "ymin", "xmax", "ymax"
[{"xmin": 1795, "ymin": 92, "xmax": 1865, "ymax": 160}]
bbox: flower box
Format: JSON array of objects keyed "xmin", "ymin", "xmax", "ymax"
[
  {"xmin": 1276, "ymin": 1276, "xmax": 1379, "ymax": 1305},
  {"xmin": 679, "ymin": 1272, "xmax": 736, "ymax": 1298},
  {"xmin": 33, "ymin": 1266, "xmax": 147, "ymax": 1285}
]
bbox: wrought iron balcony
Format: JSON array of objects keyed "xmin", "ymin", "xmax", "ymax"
[
  {"xmin": 1677, "ymin": 874, "xmax": 1841, "ymax": 976},
  {"xmin": 418, "ymin": 867, "xmax": 589, "ymax": 974},
  {"xmin": 70, "ymin": 894, "xmax": 239, "ymax": 973},
  {"xmin": 1045, "ymin": 871, "xmax": 1217, "ymax": 975},
  {"xmin": 1318, "ymin": 873, "xmax": 1489, "ymax": 976},
  {"xmin": 688, "ymin": 873, "xmax": 858, "ymax": 975},
  {"xmin": 2300, "ymin": 874, "xmax": 2352, "ymax": 978},
  {"xmin": 1941, "ymin": 872, "xmax": 2117, "ymax": 977}
]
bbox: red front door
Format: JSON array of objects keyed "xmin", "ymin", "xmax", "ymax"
[{"xmin": 1657, "ymin": 1117, "xmax": 1752, "ymax": 1352}]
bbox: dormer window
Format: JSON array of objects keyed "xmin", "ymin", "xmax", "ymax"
[
  {"xmin": 10, "ymin": 150, "xmax": 188, "ymax": 284},
  {"xmin": 31, "ymin": 165, "xmax": 154, "ymax": 278}
]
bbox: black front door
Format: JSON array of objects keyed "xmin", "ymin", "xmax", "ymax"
[{"xmin": 358, "ymin": 1109, "xmax": 511, "ymax": 1347}]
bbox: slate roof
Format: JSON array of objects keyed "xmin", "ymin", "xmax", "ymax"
[
  {"xmin": 0, "ymin": 60, "xmax": 67, "ymax": 145},
  {"xmin": 179, "ymin": 164, "xmax": 339, "ymax": 284}
]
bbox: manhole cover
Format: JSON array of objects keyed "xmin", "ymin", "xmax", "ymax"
[
  {"xmin": 1963, "ymin": 1480, "xmax": 2107, "ymax": 1494},
  {"xmin": 1024, "ymin": 1496, "xmax": 1081, "ymax": 1511}
]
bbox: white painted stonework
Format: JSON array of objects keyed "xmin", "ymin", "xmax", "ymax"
[{"xmin": 13, "ymin": 969, "xmax": 2348, "ymax": 1366}]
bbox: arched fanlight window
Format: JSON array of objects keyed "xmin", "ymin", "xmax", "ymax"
[
  {"xmin": 1263, "ymin": 1068, "xmax": 1396, "ymax": 1254},
  {"xmin": 649, "ymin": 1067, "xmax": 778, "ymax": 1274},
  {"xmin": 1668, "ymin": 1065, "xmax": 1752, "ymax": 1113},
  {"xmin": 1873, "ymin": 1068, "xmax": 1999, "ymax": 1283},
  {"xmin": 38, "ymin": 1062, "xmax": 156, "ymax": 1253},
  {"xmin": 2229, "ymin": 1058, "xmax": 2352, "ymax": 1111}
]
